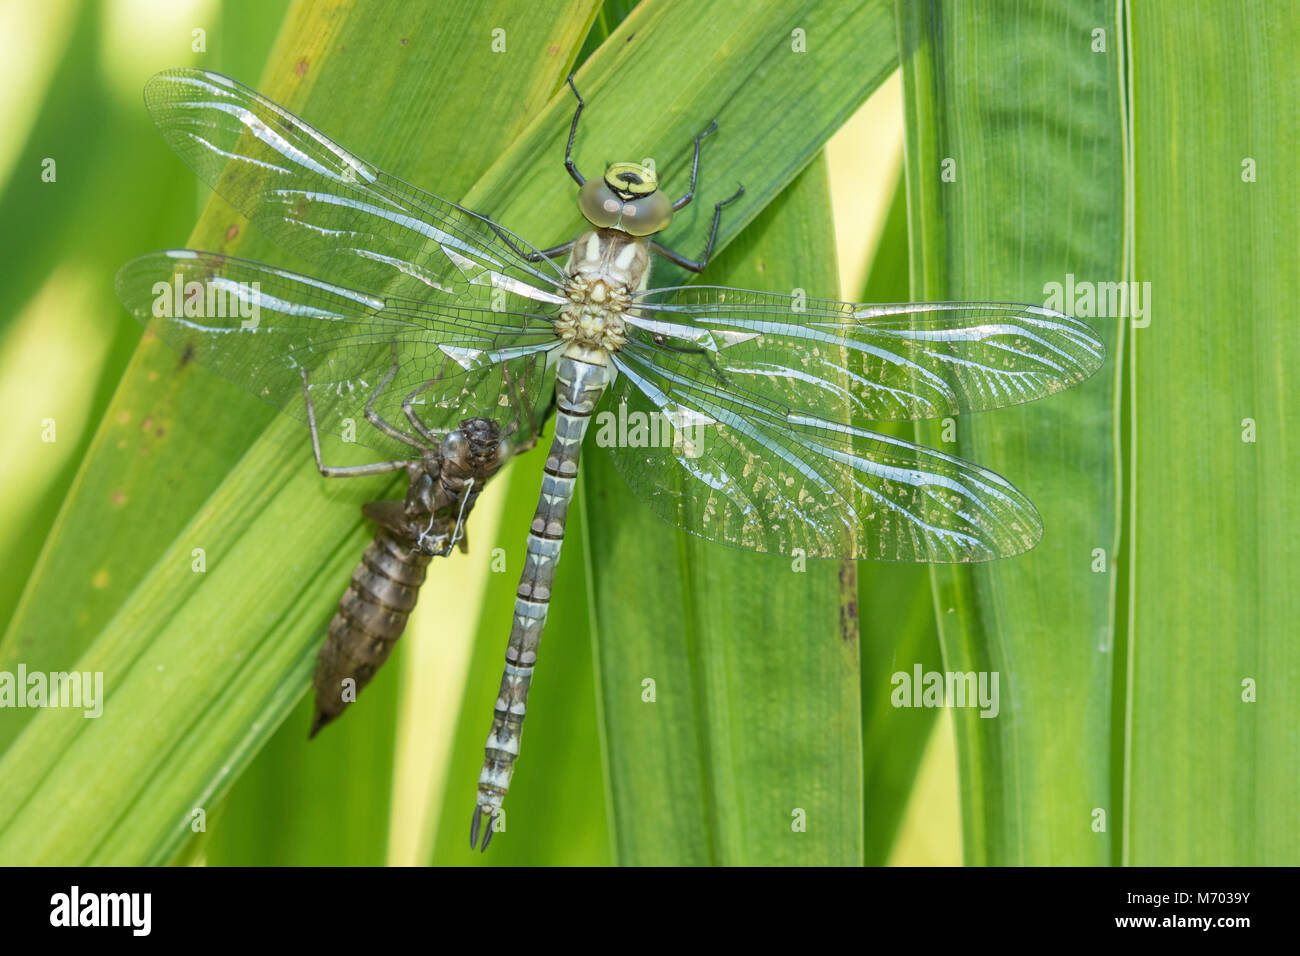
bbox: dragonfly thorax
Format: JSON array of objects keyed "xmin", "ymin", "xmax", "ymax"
[{"xmin": 555, "ymin": 228, "xmax": 650, "ymax": 351}]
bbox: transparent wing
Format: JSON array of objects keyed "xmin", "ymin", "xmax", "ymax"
[
  {"xmin": 115, "ymin": 250, "xmax": 557, "ymax": 458},
  {"xmin": 632, "ymin": 286, "xmax": 1105, "ymax": 421},
  {"xmin": 605, "ymin": 347, "xmax": 1044, "ymax": 562},
  {"xmin": 143, "ymin": 68, "xmax": 569, "ymax": 302}
]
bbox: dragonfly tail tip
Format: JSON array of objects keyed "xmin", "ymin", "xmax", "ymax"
[{"xmin": 469, "ymin": 805, "xmax": 497, "ymax": 852}]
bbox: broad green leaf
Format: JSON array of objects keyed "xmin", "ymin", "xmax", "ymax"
[
  {"xmin": 430, "ymin": 0, "xmax": 898, "ymax": 863},
  {"xmin": 0, "ymin": 0, "xmax": 289, "ymax": 628},
  {"xmin": 898, "ymin": 0, "xmax": 1122, "ymax": 864},
  {"xmin": 0, "ymin": 0, "xmax": 897, "ymax": 865},
  {"xmin": 199, "ymin": 2, "xmax": 606, "ymax": 868},
  {"xmin": 585, "ymin": 154, "xmax": 861, "ymax": 865},
  {"xmin": 427, "ymin": 464, "xmax": 610, "ymax": 865},
  {"xmin": 1124, "ymin": 0, "xmax": 1299, "ymax": 864},
  {"xmin": 855, "ymin": 176, "xmax": 947, "ymax": 865},
  {"xmin": 0, "ymin": 0, "xmax": 597, "ymax": 865},
  {"xmin": 563, "ymin": 0, "xmax": 897, "ymax": 866}
]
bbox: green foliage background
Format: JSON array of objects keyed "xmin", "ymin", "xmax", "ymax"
[{"xmin": 0, "ymin": 0, "xmax": 1293, "ymax": 866}]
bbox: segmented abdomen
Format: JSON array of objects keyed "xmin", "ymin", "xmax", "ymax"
[
  {"xmin": 472, "ymin": 349, "xmax": 609, "ymax": 848},
  {"xmin": 310, "ymin": 525, "xmax": 432, "ymax": 737}
]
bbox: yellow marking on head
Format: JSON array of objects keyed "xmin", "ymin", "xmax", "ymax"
[{"xmin": 604, "ymin": 161, "xmax": 659, "ymax": 198}]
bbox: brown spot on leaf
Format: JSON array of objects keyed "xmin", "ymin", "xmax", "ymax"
[
  {"xmin": 400, "ymin": 37, "xmax": 409, "ymax": 45},
  {"xmin": 225, "ymin": 223, "xmax": 239, "ymax": 242},
  {"xmin": 295, "ymin": 59, "xmax": 309, "ymax": 76},
  {"xmin": 110, "ymin": 489, "xmax": 126, "ymax": 507},
  {"xmin": 141, "ymin": 417, "xmax": 153, "ymax": 432},
  {"xmin": 180, "ymin": 342, "xmax": 195, "ymax": 368},
  {"xmin": 548, "ymin": 44, "xmax": 558, "ymax": 56},
  {"xmin": 116, "ymin": 410, "xmax": 131, "ymax": 425},
  {"xmin": 838, "ymin": 562, "xmax": 859, "ymax": 643}
]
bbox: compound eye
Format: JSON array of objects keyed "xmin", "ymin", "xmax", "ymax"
[
  {"xmin": 578, "ymin": 179, "xmax": 622, "ymax": 227},
  {"xmin": 620, "ymin": 189, "xmax": 673, "ymax": 236}
]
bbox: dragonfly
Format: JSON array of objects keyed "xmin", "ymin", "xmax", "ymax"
[{"xmin": 114, "ymin": 68, "xmax": 1105, "ymax": 852}]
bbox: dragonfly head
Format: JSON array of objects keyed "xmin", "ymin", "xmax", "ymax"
[{"xmin": 578, "ymin": 159, "xmax": 673, "ymax": 237}]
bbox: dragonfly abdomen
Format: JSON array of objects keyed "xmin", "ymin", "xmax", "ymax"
[
  {"xmin": 310, "ymin": 523, "xmax": 433, "ymax": 737},
  {"xmin": 472, "ymin": 348, "xmax": 609, "ymax": 849}
]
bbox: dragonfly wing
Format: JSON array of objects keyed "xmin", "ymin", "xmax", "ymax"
[
  {"xmin": 632, "ymin": 286, "xmax": 1105, "ymax": 421},
  {"xmin": 604, "ymin": 345, "xmax": 1043, "ymax": 562},
  {"xmin": 143, "ymin": 68, "xmax": 569, "ymax": 303},
  {"xmin": 116, "ymin": 250, "xmax": 557, "ymax": 458}
]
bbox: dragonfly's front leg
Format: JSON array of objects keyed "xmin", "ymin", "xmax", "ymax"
[
  {"xmin": 651, "ymin": 183, "xmax": 745, "ymax": 274},
  {"xmin": 562, "ymin": 73, "xmax": 586, "ymax": 186},
  {"xmin": 671, "ymin": 118, "xmax": 719, "ymax": 211}
]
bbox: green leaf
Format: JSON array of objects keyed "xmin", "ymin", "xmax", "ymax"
[
  {"xmin": 563, "ymin": 0, "xmax": 898, "ymax": 865},
  {"xmin": 585, "ymin": 155, "xmax": 861, "ymax": 865},
  {"xmin": 0, "ymin": 0, "xmax": 289, "ymax": 629},
  {"xmin": 897, "ymin": 0, "xmax": 1122, "ymax": 864},
  {"xmin": 0, "ymin": 0, "xmax": 896, "ymax": 865},
  {"xmin": 1124, "ymin": 0, "xmax": 1298, "ymax": 864},
  {"xmin": 855, "ymin": 176, "xmax": 946, "ymax": 865},
  {"xmin": 0, "ymin": 0, "xmax": 598, "ymax": 865},
  {"xmin": 439, "ymin": 0, "xmax": 898, "ymax": 864}
]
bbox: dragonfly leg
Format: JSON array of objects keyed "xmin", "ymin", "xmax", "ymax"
[
  {"xmin": 483, "ymin": 218, "xmax": 573, "ymax": 268},
  {"xmin": 671, "ymin": 119, "xmax": 719, "ymax": 211},
  {"xmin": 364, "ymin": 343, "xmax": 428, "ymax": 452},
  {"xmin": 523, "ymin": 239, "xmax": 575, "ymax": 264},
  {"xmin": 652, "ymin": 338, "xmax": 730, "ymax": 385},
  {"xmin": 301, "ymin": 371, "xmax": 411, "ymax": 478},
  {"xmin": 563, "ymin": 73, "xmax": 586, "ymax": 186},
  {"xmin": 651, "ymin": 183, "xmax": 745, "ymax": 274}
]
